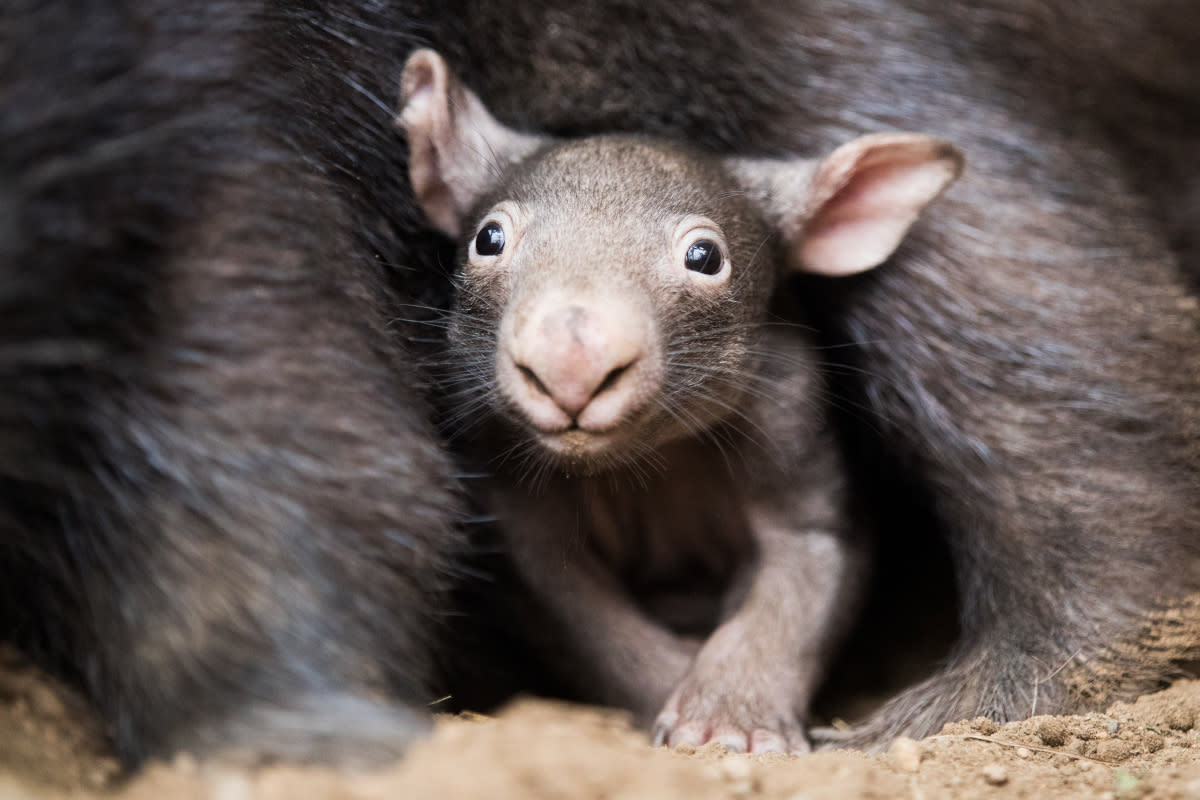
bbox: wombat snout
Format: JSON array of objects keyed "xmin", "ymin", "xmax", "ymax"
[{"xmin": 500, "ymin": 298, "xmax": 660, "ymax": 434}]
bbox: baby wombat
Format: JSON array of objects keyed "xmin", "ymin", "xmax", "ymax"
[{"xmin": 398, "ymin": 49, "xmax": 962, "ymax": 753}]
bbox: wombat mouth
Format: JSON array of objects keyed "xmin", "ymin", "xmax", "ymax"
[
  {"xmin": 537, "ymin": 428, "xmax": 618, "ymax": 458},
  {"xmin": 524, "ymin": 424, "xmax": 660, "ymax": 474}
]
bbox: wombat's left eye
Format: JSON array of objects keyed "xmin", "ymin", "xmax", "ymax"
[
  {"xmin": 475, "ymin": 221, "xmax": 505, "ymax": 256},
  {"xmin": 684, "ymin": 239, "xmax": 723, "ymax": 275}
]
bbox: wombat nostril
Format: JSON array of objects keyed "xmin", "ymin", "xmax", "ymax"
[
  {"xmin": 594, "ymin": 361, "xmax": 634, "ymax": 398},
  {"xmin": 516, "ymin": 363, "xmax": 551, "ymax": 397}
]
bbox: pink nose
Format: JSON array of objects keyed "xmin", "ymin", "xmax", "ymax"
[{"xmin": 512, "ymin": 304, "xmax": 642, "ymax": 420}]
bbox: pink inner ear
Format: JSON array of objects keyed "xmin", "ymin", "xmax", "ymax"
[
  {"xmin": 402, "ymin": 79, "xmax": 433, "ymax": 117},
  {"xmin": 798, "ymin": 147, "xmax": 959, "ymax": 276},
  {"xmin": 397, "ymin": 49, "xmax": 551, "ymax": 238}
]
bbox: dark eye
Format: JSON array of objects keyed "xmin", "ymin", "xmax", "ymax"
[
  {"xmin": 685, "ymin": 239, "xmax": 723, "ymax": 275},
  {"xmin": 475, "ymin": 221, "xmax": 505, "ymax": 256}
]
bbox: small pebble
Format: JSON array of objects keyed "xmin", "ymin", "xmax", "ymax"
[
  {"xmin": 1037, "ymin": 717, "xmax": 1068, "ymax": 747},
  {"xmin": 981, "ymin": 763, "xmax": 1008, "ymax": 786},
  {"xmin": 1167, "ymin": 708, "xmax": 1196, "ymax": 732},
  {"xmin": 1107, "ymin": 719, "xmax": 1121, "ymax": 735},
  {"xmin": 1016, "ymin": 747, "xmax": 1032, "ymax": 759},
  {"xmin": 1095, "ymin": 739, "xmax": 1134, "ymax": 761},
  {"xmin": 972, "ymin": 717, "xmax": 1000, "ymax": 736},
  {"xmin": 887, "ymin": 737, "xmax": 922, "ymax": 773},
  {"xmin": 1144, "ymin": 732, "xmax": 1165, "ymax": 753},
  {"xmin": 674, "ymin": 742, "xmax": 697, "ymax": 755}
]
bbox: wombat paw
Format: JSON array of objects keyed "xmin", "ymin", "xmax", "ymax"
[{"xmin": 651, "ymin": 685, "xmax": 810, "ymax": 755}]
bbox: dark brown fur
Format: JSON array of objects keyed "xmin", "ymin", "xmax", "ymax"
[{"xmin": 2, "ymin": 1, "xmax": 467, "ymax": 766}]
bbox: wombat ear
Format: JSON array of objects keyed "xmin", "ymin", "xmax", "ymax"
[
  {"xmin": 396, "ymin": 49, "xmax": 548, "ymax": 237},
  {"xmin": 729, "ymin": 133, "xmax": 963, "ymax": 276}
]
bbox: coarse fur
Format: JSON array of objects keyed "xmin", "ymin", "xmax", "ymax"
[{"xmin": 1, "ymin": 1, "xmax": 467, "ymax": 767}]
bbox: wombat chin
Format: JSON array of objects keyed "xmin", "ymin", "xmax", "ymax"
[
  {"xmin": 515, "ymin": 423, "xmax": 680, "ymax": 478},
  {"xmin": 527, "ymin": 429, "xmax": 647, "ymax": 473}
]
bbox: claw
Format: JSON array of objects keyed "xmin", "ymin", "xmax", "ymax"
[
  {"xmin": 749, "ymin": 729, "xmax": 787, "ymax": 754},
  {"xmin": 787, "ymin": 732, "xmax": 814, "ymax": 755},
  {"xmin": 669, "ymin": 721, "xmax": 709, "ymax": 749},
  {"xmin": 809, "ymin": 725, "xmax": 856, "ymax": 744},
  {"xmin": 651, "ymin": 710, "xmax": 678, "ymax": 747}
]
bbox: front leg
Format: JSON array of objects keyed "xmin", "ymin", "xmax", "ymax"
[
  {"xmin": 497, "ymin": 490, "xmax": 699, "ymax": 720},
  {"xmin": 653, "ymin": 509, "xmax": 867, "ymax": 754}
]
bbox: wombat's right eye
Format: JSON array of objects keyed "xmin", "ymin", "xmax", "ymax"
[
  {"xmin": 475, "ymin": 221, "xmax": 505, "ymax": 256},
  {"xmin": 685, "ymin": 239, "xmax": 723, "ymax": 275}
]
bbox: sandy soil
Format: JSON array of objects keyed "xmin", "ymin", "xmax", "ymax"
[{"xmin": 3, "ymin": 648, "xmax": 1199, "ymax": 800}]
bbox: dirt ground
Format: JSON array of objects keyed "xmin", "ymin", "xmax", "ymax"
[{"xmin": 2, "ymin": 648, "xmax": 1199, "ymax": 800}]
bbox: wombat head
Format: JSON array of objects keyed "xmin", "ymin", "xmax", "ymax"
[{"xmin": 398, "ymin": 49, "xmax": 962, "ymax": 472}]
